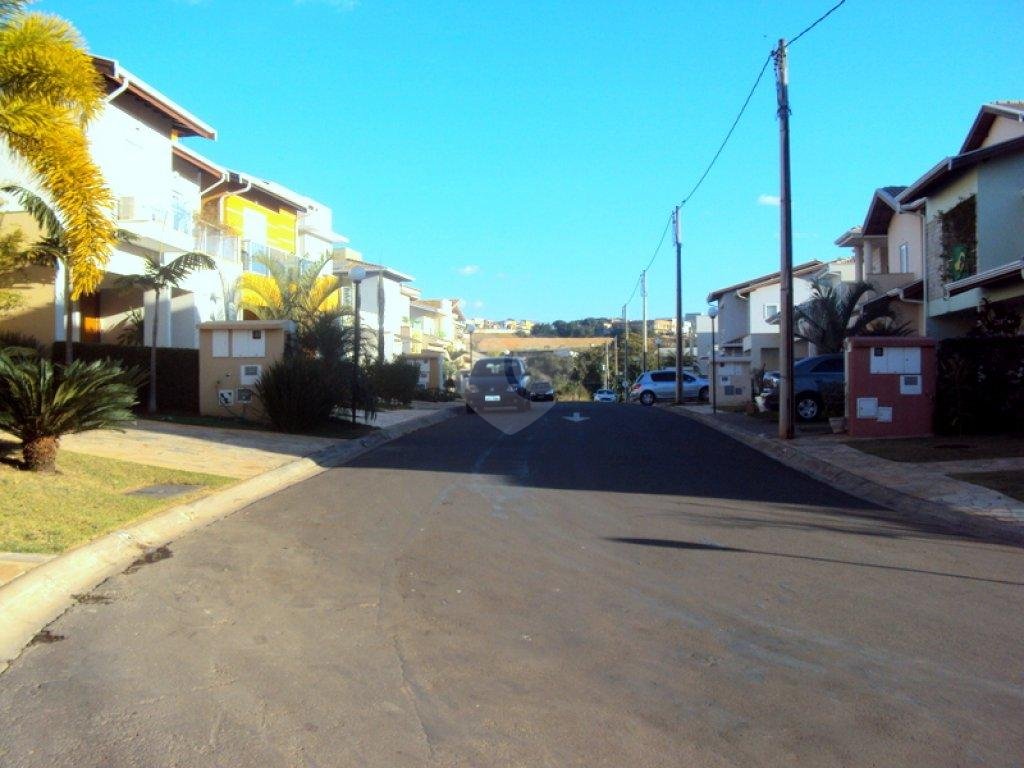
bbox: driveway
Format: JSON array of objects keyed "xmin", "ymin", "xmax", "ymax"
[{"xmin": 1, "ymin": 403, "xmax": 1021, "ymax": 766}]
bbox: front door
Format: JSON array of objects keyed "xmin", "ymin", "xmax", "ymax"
[{"xmin": 78, "ymin": 292, "xmax": 101, "ymax": 344}]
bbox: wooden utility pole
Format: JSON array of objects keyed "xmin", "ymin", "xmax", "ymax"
[
  {"xmin": 775, "ymin": 39, "xmax": 795, "ymax": 439},
  {"xmin": 621, "ymin": 304, "xmax": 629, "ymax": 387},
  {"xmin": 673, "ymin": 206, "xmax": 683, "ymax": 404}
]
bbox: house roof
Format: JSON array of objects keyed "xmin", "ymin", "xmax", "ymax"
[
  {"xmin": 960, "ymin": 101, "xmax": 1024, "ymax": 153},
  {"xmin": 93, "ymin": 56, "xmax": 216, "ymax": 140},
  {"xmin": 899, "ymin": 134, "xmax": 1024, "ymax": 202},
  {"xmin": 171, "ymin": 143, "xmax": 224, "ymax": 178},
  {"xmin": 335, "ymin": 258, "xmax": 414, "ymax": 283},
  {"xmin": 706, "ymin": 260, "xmax": 825, "ymax": 302},
  {"xmin": 861, "ymin": 186, "xmax": 908, "ymax": 236},
  {"xmin": 944, "ymin": 258, "xmax": 1024, "ymax": 297},
  {"xmin": 861, "ymin": 279, "xmax": 924, "ymax": 311}
]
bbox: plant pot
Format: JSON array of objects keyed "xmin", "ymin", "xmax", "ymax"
[{"xmin": 829, "ymin": 416, "xmax": 846, "ymax": 434}]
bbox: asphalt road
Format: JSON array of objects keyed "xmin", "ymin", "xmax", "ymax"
[{"xmin": 1, "ymin": 403, "xmax": 1022, "ymax": 767}]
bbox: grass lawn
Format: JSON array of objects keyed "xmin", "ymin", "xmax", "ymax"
[
  {"xmin": 141, "ymin": 413, "xmax": 378, "ymax": 439},
  {"xmin": 847, "ymin": 435, "xmax": 1024, "ymax": 463},
  {"xmin": 950, "ymin": 471, "xmax": 1024, "ymax": 503},
  {"xmin": 0, "ymin": 449, "xmax": 233, "ymax": 554}
]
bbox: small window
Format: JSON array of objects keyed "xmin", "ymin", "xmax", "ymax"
[
  {"xmin": 899, "ymin": 242, "xmax": 910, "ymax": 273},
  {"xmin": 763, "ymin": 304, "xmax": 779, "ymax": 320}
]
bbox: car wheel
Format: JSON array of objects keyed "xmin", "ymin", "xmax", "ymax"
[
  {"xmin": 640, "ymin": 391, "xmax": 656, "ymax": 406},
  {"xmin": 795, "ymin": 394, "xmax": 821, "ymax": 422},
  {"xmin": 698, "ymin": 387, "xmax": 709, "ymax": 403}
]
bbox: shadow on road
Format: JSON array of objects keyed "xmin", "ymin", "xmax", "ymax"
[{"xmin": 604, "ymin": 537, "xmax": 1024, "ymax": 586}]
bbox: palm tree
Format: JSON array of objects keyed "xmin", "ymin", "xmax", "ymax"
[
  {"xmin": 118, "ymin": 252, "xmax": 215, "ymax": 413},
  {"xmin": 0, "ymin": 351, "xmax": 137, "ymax": 471},
  {"xmin": 239, "ymin": 252, "xmax": 343, "ymax": 334},
  {"xmin": 793, "ymin": 278, "xmax": 896, "ymax": 354},
  {"xmin": 0, "ymin": 2, "xmax": 117, "ymax": 298}
]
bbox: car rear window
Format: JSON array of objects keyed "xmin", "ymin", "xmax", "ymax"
[
  {"xmin": 472, "ymin": 360, "xmax": 522, "ymax": 377},
  {"xmin": 650, "ymin": 372, "xmax": 674, "ymax": 383},
  {"xmin": 811, "ymin": 358, "xmax": 844, "ymax": 373}
]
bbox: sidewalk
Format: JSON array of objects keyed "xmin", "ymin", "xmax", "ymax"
[{"xmin": 664, "ymin": 403, "xmax": 1024, "ymax": 544}]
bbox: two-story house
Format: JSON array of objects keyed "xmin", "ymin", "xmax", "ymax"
[
  {"xmin": 333, "ymin": 247, "xmax": 415, "ymax": 362},
  {"xmin": 707, "ymin": 260, "xmax": 856, "ymax": 371},
  {"xmin": 900, "ymin": 101, "xmax": 1024, "ymax": 338}
]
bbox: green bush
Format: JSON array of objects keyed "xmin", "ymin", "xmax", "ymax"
[
  {"xmin": 371, "ymin": 359, "xmax": 420, "ymax": 406},
  {"xmin": 0, "ymin": 331, "xmax": 44, "ymax": 357},
  {"xmin": 936, "ymin": 337, "xmax": 1024, "ymax": 435},
  {"xmin": 256, "ymin": 357, "xmax": 343, "ymax": 433},
  {"xmin": 53, "ymin": 342, "xmax": 198, "ymax": 414},
  {"xmin": 414, "ymin": 387, "xmax": 460, "ymax": 403}
]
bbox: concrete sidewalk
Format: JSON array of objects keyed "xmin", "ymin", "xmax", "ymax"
[{"xmin": 664, "ymin": 404, "xmax": 1024, "ymax": 544}]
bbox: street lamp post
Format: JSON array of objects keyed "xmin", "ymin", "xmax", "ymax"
[
  {"xmin": 466, "ymin": 323, "xmax": 476, "ymax": 369},
  {"xmin": 350, "ymin": 266, "xmax": 366, "ymax": 424},
  {"xmin": 708, "ymin": 305, "xmax": 718, "ymax": 414}
]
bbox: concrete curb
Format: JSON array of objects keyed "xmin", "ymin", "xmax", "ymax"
[
  {"xmin": 665, "ymin": 405, "xmax": 1024, "ymax": 546},
  {"xmin": 0, "ymin": 405, "xmax": 460, "ymax": 673}
]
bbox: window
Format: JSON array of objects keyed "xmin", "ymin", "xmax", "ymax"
[
  {"xmin": 650, "ymin": 372, "xmax": 675, "ymax": 383},
  {"xmin": 899, "ymin": 242, "xmax": 910, "ymax": 273},
  {"xmin": 763, "ymin": 304, "xmax": 779, "ymax": 320}
]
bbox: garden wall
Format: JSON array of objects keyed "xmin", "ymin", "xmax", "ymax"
[{"xmin": 53, "ymin": 342, "xmax": 199, "ymax": 414}]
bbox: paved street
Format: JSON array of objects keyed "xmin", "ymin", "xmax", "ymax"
[{"xmin": 1, "ymin": 403, "xmax": 1021, "ymax": 767}]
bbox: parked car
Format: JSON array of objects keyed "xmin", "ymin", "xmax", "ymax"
[
  {"xmin": 465, "ymin": 357, "xmax": 532, "ymax": 413},
  {"xmin": 628, "ymin": 369, "xmax": 709, "ymax": 406},
  {"xmin": 529, "ymin": 380, "xmax": 555, "ymax": 402},
  {"xmin": 593, "ymin": 388, "xmax": 617, "ymax": 403},
  {"xmin": 758, "ymin": 353, "xmax": 844, "ymax": 421}
]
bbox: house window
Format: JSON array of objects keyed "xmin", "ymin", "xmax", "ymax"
[
  {"xmin": 899, "ymin": 242, "xmax": 910, "ymax": 273},
  {"xmin": 938, "ymin": 195, "xmax": 977, "ymax": 282},
  {"xmin": 763, "ymin": 304, "xmax": 779, "ymax": 320}
]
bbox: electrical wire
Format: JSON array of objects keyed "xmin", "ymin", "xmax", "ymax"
[{"xmin": 787, "ymin": 0, "xmax": 847, "ymax": 47}]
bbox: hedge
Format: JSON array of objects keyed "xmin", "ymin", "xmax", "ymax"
[
  {"xmin": 935, "ymin": 336, "xmax": 1024, "ymax": 435},
  {"xmin": 53, "ymin": 342, "xmax": 199, "ymax": 414}
]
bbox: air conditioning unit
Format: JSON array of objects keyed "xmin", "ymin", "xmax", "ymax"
[
  {"xmin": 239, "ymin": 364, "xmax": 262, "ymax": 385},
  {"xmin": 118, "ymin": 196, "xmax": 137, "ymax": 220}
]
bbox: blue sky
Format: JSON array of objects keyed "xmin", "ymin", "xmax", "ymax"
[{"xmin": 40, "ymin": 0, "xmax": 1022, "ymax": 322}]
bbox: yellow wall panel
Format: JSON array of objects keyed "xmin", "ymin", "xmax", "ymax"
[{"xmin": 222, "ymin": 195, "xmax": 296, "ymax": 254}]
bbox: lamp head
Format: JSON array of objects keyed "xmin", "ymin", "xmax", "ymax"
[
  {"xmin": 466, "ymin": 323, "xmax": 476, "ymax": 334},
  {"xmin": 707, "ymin": 305, "xmax": 719, "ymax": 319},
  {"xmin": 350, "ymin": 266, "xmax": 366, "ymax": 283}
]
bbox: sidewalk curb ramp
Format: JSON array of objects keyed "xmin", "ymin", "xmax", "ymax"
[
  {"xmin": 0, "ymin": 406, "xmax": 460, "ymax": 674},
  {"xmin": 665, "ymin": 405, "xmax": 1024, "ymax": 547}
]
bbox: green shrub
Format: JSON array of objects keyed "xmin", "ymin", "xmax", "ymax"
[
  {"xmin": 0, "ymin": 331, "xmax": 44, "ymax": 357},
  {"xmin": 371, "ymin": 359, "xmax": 420, "ymax": 406},
  {"xmin": 255, "ymin": 357, "xmax": 342, "ymax": 433},
  {"xmin": 936, "ymin": 337, "xmax": 1024, "ymax": 435},
  {"xmin": 414, "ymin": 387, "xmax": 460, "ymax": 403},
  {"xmin": 53, "ymin": 342, "xmax": 198, "ymax": 414}
]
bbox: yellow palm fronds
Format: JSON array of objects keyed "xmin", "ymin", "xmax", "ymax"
[
  {"xmin": 0, "ymin": 9, "xmax": 116, "ymax": 297},
  {"xmin": 239, "ymin": 254, "xmax": 342, "ymax": 330}
]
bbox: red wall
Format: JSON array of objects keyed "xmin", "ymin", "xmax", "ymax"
[{"xmin": 846, "ymin": 337, "xmax": 937, "ymax": 438}]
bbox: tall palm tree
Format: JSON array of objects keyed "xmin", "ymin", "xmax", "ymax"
[
  {"xmin": 118, "ymin": 252, "xmax": 215, "ymax": 413},
  {"xmin": 239, "ymin": 252, "xmax": 343, "ymax": 334},
  {"xmin": 793, "ymin": 278, "xmax": 895, "ymax": 354},
  {"xmin": 0, "ymin": 2, "xmax": 117, "ymax": 298}
]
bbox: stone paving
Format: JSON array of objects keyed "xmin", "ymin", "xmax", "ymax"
[{"xmin": 666, "ymin": 403, "xmax": 1024, "ymax": 537}]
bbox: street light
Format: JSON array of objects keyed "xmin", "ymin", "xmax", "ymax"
[
  {"xmin": 466, "ymin": 323, "xmax": 476, "ymax": 369},
  {"xmin": 350, "ymin": 266, "xmax": 366, "ymax": 424},
  {"xmin": 707, "ymin": 304, "xmax": 718, "ymax": 414}
]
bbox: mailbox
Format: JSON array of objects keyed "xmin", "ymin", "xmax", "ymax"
[{"xmin": 846, "ymin": 336, "xmax": 936, "ymax": 438}]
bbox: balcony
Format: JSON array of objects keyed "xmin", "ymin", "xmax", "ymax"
[
  {"xmin": 193, "ymin": 221, "xmax": 239, "ymax": 264},
  {"xmin": 118, "ymin": 196, "xmax": 195, "ymax": 253},
  {"xmin": 242, "ymin": 240, "xmax": 303, "ymax": 275}
]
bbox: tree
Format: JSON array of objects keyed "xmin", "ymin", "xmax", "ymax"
[
  {"xmin": 0, "ymin": 351, "xmax": 137, "ymax": 471},
  {"xmin": 0, "ymin": 2, "xmax": 117, "ymax": 297},
  {"xmin": 239, "ymin": 252, "xmax": 342, "ymax": 335},
  {"xmin": 793, "ymin": 279, "xmax": 895, "ymax": 354},
  {"xmin": 118, "ymin": 252, "xmax": 215, "ymax": 413}
]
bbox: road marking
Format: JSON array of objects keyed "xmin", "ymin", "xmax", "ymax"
[{"xmin": 563, "ymin": 412, "xmax": 590, "ymax": 423}]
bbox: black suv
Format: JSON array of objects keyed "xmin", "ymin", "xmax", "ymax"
[
  {"xmin": 465, "ymin": 357, "xmax": 532, "ymax": 413},
  {"xmin": 759, "ymin": 353, "xmax": 844, "ymax": 421}
]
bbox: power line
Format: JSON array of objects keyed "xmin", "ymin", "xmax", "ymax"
[
  {"xmin": 644, "ymin": 212, "xmax": 673, "ymax": 273},
  {"xmin": 787, "ymin": 0, "xmax": 847, "ymax": 47}
]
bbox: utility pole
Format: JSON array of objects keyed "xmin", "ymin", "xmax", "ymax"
[
  {"xmin": 604, "ymin": 340, "xmax": 610, "ymax": 389},
  {"xmin": 641, "ymin": 270, "xmax": 648, "ymax": 373},
  {"xmin": 673, "ymin": 206, "xmax": 683, "ymax": 405},
  {"xmin": 622, "ymin": 303, "xmax": 629, "ymax": 388},
  {"xmin": 775, "ymin": 39, "xmax": 795, "ymax": 440}
]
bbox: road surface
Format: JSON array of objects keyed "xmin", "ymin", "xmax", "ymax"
[{"xmin": 1, "ymin": 403, "xmax": 1021, "ymax": 767}]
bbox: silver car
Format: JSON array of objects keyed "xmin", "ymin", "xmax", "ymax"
[{"xmin": 629, "ymin": 369, "xmax": 710, "ymax": 406}]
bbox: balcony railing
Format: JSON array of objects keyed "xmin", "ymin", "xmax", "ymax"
[
  {"xmin": 194, "ymin": 222, "xmax": 239, "ymax": 263},
  {"xmin": 242, "ymin": 240, "xmax": 302, "ymax": 275}
]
